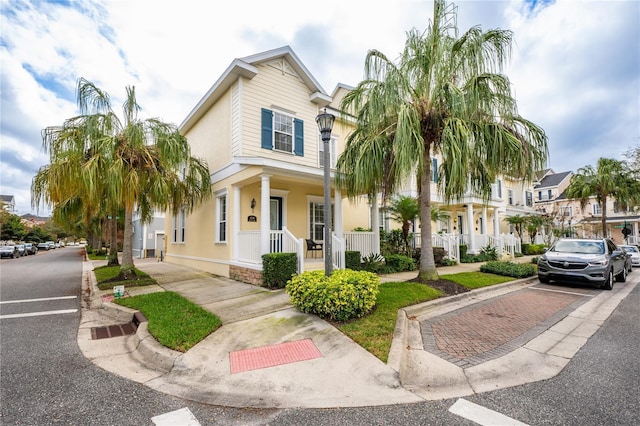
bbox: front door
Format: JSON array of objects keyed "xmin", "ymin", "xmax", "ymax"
[{"xmin": 270, "ymin": 197, "xmax": 283, "ymax": 252}]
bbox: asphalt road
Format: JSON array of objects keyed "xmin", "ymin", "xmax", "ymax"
[{"xmin": 1, "ymin": 248, "xmax": 638, "ymax": 425}]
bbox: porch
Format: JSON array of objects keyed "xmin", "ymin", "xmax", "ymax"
[{"xmin": 233, "ymin": 228, "xmax": 523, "ymax": 275}]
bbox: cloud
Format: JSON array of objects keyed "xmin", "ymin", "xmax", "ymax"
[{"xmin": 1, "ymin": 0, "xmax": 638, "ymax": 216}]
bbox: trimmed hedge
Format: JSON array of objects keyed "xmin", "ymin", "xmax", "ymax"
[
  {"xmin": 521, "ymin": 243, "xmax": 547, "ymax": 255},
  {"xmin": 480, "ymin": 261, "xmax": 536, "ymax": 278},
  {"xmin": 286, "ymin": 269, "xmax": 379, "ymax": 321},
  {"xmin": 345, "ymin": 250, "xmax": 361, "ymax": 270},
  {"xmin": 383, "ymin": 254, "xmax": 416, "ymax": 272},
  {"xmin": 262, "ymin": 252, "xmax": 297, "ymax": 289}
]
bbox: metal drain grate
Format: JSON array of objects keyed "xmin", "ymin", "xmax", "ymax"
[{"xmin": 91, "ymin": 322, "xmax": 137, "ymax": 340}]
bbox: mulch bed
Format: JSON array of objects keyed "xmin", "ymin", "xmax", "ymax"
[{"xmin": 407, "ymin": 277, "xmax": 470, "ymax": 296}]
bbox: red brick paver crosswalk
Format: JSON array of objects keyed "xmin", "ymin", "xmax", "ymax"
[{"xmin": 426, "ymin": 289, "xmax": 586, "ymax": 364}]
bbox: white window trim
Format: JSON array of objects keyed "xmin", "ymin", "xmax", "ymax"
[
  {"xmin": 273, "ymin": 110, "xmax": 295, "ymax": 154},
  {"xmin": 215, "ymin": 190, "xmax": 228, "ymax": 244},
  {"xmin": 172, "ymin": 209, "xmax": 186, "ymax": 244}
]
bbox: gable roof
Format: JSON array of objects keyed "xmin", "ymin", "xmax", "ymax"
[
  {"xmin": 1, "ymin": 195, "xmax": 15, "ymax": 203},
  {"xmin": 534, "ymin": 171, "xmax": 572, "ymax": 189},
  {"xmin": 180, "ymin": 46, "xmax": 332, "ymax": 134}
]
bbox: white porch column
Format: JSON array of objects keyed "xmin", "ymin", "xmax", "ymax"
[
  {"xmin": 334, "ymin": 187, "xmax": 343, "ymax": 239},
  {"xmin": 232, "ymin": 186, "xmax": 241, "ymax": 261},
  {"xmin": 371, "ymin": 193, "xmax": 380, "ymax": 254},
  {"xmin": 466, "ymin": 203, "xmax": 475, "ymax": 253},
  {"xmin": 633, "ymin": 221, "xmax": 639, "ymax": 238},
  {"xmin": 481, "ymin": 206, "xmax": 487, "ymax": 235},
  {"xmin": 334, "ymin": 187, "xmax": 345, "ymax": 267},
  {"xmin": 493, "ymin": 207, "xmax": 500, "ymax": 238},
  {"xmin": 260, "ymin": 175, "xmax": 271, "ymax": 255}
]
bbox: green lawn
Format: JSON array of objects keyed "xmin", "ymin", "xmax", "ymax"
[
  {"xmin": 94, "ymin": 265, "xmax": 157, "ymax": 290},
  {"xmin": 337, "ymin": 271, "xmax": 515, "ymax": 361},
  {"xmin": 115, "ymin": 291, "xmax": 222, "ymax": 352}
]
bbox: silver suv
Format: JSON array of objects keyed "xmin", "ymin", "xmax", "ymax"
[{"xmin": 537, "ymin": 238, "xmax": 628, "ymax": 290}]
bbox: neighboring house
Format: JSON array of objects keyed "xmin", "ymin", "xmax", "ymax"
[
  {"xmin": 20, "ymin": 214, "xmax": 49, "ymax": 228},
  {"xmin": 132, "ymin": 209, "xmax": 165, "ymax": 259},
  {"xmin": 167, "ymin": 46, "xmax": 549, "ymax": 283},
  {"xmin": 1, "ymin": 195, "xmax": 16, "ymax": 213},
  {"xmin": 533, "ymin": 169, "xmax": 640, "ymax": 245}
]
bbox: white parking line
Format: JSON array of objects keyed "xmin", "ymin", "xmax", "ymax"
[
  {"xmin": 0, "ymin": 309, "xmax": 77, "ymax": 319},
  {"xmin": 449, "ymin": 398, "xmax": 528, "ymax": 425},
  {"xmin": 0, "ymin": 296, "xmax": 77, "ymax": 304},
  {"xmin": 152, "ymin": 407, "xmax": 201, "ymax": 425},
  {"xmin": 531, "ymin": 286, "xmax": 596, "ymax": 297}
]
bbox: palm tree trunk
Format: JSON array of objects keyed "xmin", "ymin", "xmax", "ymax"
[
  {"xmin": 120, "ymin": 207, "xmax": 135, "ymax": 278},
  {"xmin": 418, "ymin": 150, "xmax": 439, "ymax": 282},
  {"xmin": 107, "ymin": 214, "xmax": 119, "ymax": 266}
]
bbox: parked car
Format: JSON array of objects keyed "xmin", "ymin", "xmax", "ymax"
[
  {"xmin": 537, "ymin": 238, "xmax": 628, "ymax": 290},
  {"xmin": 0, "ymin": 245, "xmax": 19, "ymax": 258},
  {"xmin": 46, "ymin": 241, "xmax": 55, "ymax": 249},
  {"xmin": 620, "ymin": 244, "xmax": 640, "ymax": 269},
  {"xmin": 24, "ymin": 243, "xmax": 38, "ymax": 255},
  {"xmin": 15, "ymin": 244, "xmax": 26, "ymax": 257},
  {"xmin": 37, "ymin": 242, "xmax": 51, "ymax": 251}
]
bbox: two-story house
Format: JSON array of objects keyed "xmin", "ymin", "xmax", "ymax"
[
  {"xmin": 164, "ymin": 46, "xmax": 374, "ymax": 284},
  {"xmin": 167, "ymin": 46, "xmax": 551, "ymax": 283}
]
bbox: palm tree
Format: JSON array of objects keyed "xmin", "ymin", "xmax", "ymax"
[
  {"xmin": 565, "ymin": 157, "xmax": 640, "ymax": 238},
  {"xmin": 505, "ymin": 214, "xmax": 525, "ymax": 239},
  {"xmin": 387, "ymin": 195, "xmax": 420, "ymax": 255},
  {"xmin": 336, "ymin": 0, "xmax": 548, "ymax": 282},
  {"xmin": 33, "ymin": 78, "xmax": 212, "ymax": 278}
]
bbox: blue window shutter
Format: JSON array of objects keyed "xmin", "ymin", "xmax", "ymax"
[
  {"xmin": 294, "ymin": 118, "xmax": 304, "ymax": 156},
  {"xmin": 432, "ymin": 158, "xmax": 438, "ymax": 182},
  {"xmin": 261, "ymin": 108, "xmax": 273, "ymax": 150}
]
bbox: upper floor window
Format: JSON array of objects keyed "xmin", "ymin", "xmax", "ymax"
[
  {"xmin": 261, "ymin": 108, "xmax": 304, "ymax": 156},
  {"xmin": 497, "ymin": 179, "xmax": 502, "ymax": 198},
  {"xmin": 560, "ymin": 206, "xmax": 573, "ymax": 217},
  {"xmin": 592, "ymin": 203, "xmax": 602, "ymax": 215},
  {"xmin": 508, "ymin": 189, "xmax": 514, "ymax": 205},
  {"xmin": 525, "ymin": 191, "xmax": 533, "ymax": 207}
]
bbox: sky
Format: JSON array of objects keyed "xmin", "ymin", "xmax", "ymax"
[{"xmin": 1, "ymin": 0, "xmax": 639, "ymax": 216}]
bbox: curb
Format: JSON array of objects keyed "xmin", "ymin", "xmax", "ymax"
[
  {"xmin": 389, "ymin": 276, "xmax": 538, "ymax": 378},
  {"xmin": 81, "ymin": 259, "xmax": 184, "ymax": 373}
]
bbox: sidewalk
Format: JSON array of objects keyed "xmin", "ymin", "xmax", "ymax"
[{"xmin": 77, "ymin": 256, "xmax": 638, "ymax": 408}]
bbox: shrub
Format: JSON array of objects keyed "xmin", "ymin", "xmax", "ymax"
[
  {"xmin": 459, "ymin": 244, "xmax": 468, "ymax": 259},
  {"xmin": 384, "ymin": 254, "xmax": 416, "ymax": 272},
  {"xmin": 345, "ymin": 251, "xmax": 361, "ymax": 270},
  {"xmin": 262, "ymin": 252, "xmax": 297, "ymax": 289},
  {"xmin": 480, "ymin": 261, "xmax": 536, "ymax": 278},
  {"xmin": 521, "ymin": 244, "xmax": 547, "ymax": 255},
  {"xmin": 361, "ymin": 253, "xmax": 386, "ymax": 273},
  {"xmin": 479, "ymin": 245, "xmax": 499, "ymax": 261},
  {"xmin": 286, "ymin": 269, "xmax": 379, "ymax": 321},
  {"xmin": 440, "ymin": 258, "xmax": 457, "ymax": 266}
]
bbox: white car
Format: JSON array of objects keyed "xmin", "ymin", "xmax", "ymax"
[{"xmin": 620, "ymin": 245, "xmax": 640, "ymax": 268}]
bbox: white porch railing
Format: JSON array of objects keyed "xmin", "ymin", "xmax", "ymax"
[
  {"xmin": 413, "ymin": 232, "xmax": 522, "ymax": 260},
  {"xmin": 430, "ymin": 233, "xmax": 460, "ymax": 261},
  {"xmin": 343, "ymin": 232, "xmax": 376, "ymax": 258},
  {"xmin": 332, "ymin": 234, "xmax": 344, "ymax": 270},
  {"xmin": 237, "ymin": 230, "xmax": 261, "ymax": 264},
  {"xmin": 236, "ymin": 227, "xmax": 345, "ymax": 274}
]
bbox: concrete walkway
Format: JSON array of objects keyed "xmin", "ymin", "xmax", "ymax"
[{"xmin": 77, "ymin": 255, "xmax": 638, "ymax": 408}]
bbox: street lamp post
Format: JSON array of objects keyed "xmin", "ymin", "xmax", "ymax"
[{"xmin": 316, "ymin": 109, "xmax": 335, "ymax": 276}]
